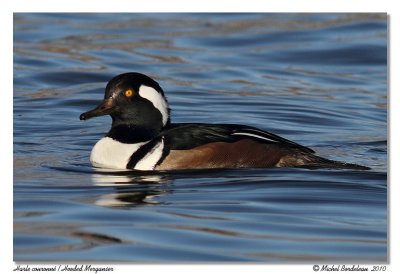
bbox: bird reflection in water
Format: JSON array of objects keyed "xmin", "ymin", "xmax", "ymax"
[{"xmin": 90, "ymin": 170, "xmax": 170, "ymax": 208}]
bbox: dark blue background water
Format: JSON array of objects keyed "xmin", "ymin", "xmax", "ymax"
[{"xmin": 14, "ymin": 13, "xmax": 387, "ymax": 262}]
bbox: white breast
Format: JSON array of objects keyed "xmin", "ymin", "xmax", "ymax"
[
  {"xmin": 90, "ymin": 137, "xmax": 164, "ymax": 171},
  {"xmin": 135, "ymin": 139, "xmax": 164, "ymax": 170},
  {"xmin": 90, "ymin": 137, "xmax": 147, "ymax": 170}
]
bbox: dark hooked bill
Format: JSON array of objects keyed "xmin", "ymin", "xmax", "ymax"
[{"xmin": 80, "ymin": 98, "xmax": 115, "ymax": 120}]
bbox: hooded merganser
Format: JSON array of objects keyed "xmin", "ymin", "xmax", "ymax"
[{"xmin": 80, "ymin": 72, "xmax": 369, "ymax": 171}]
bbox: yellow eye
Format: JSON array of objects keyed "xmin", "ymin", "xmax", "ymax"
[{"xmin": 124, "ymin": 89, "xmax": 133, "ymax": 97}]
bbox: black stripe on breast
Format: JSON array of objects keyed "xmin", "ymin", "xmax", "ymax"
[{"xmin": 126, "ymin": 137, "xmax": 163, "ymax": 169}]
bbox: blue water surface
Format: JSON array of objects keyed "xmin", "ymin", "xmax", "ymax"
[{"xmin": 13, "ymin": 13, "xmax": 387, "ymax": 262}]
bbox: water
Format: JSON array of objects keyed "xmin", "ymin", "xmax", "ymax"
[{"xmin": 13, "ymin": 13, "xmax": 387, "ymax": 262}]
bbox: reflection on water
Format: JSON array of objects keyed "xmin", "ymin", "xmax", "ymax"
[
  {"xmin": 14, "ymin": 13, "xmax": 387, "ymax": 262},
  {"xmin": 90, "ymin": 172, "xmax": 168, "ymax": 207}
]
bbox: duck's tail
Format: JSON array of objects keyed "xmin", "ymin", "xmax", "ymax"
[
  {"xmin": 302, "ymin": 155, "xmax": 370, "ymax": 170},
  {"xmin": 277, "ymin": 151, "xmax": 370, "ymax": 170}
]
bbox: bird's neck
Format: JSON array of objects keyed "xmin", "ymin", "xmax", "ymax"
[{"xmin": 106, "ymin": 124, "xmax": 161, "ymax": 144}]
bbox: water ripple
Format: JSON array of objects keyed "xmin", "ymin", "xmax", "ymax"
[{"xmin": 13, "ymin": 13, "xmax": 387, "ymax": 262}]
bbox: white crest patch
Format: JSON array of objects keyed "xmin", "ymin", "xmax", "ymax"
[
  {"xmin": 138, "ymin": 85, "xmax": 169, "ymax": 126},
  {"xmin": 90, "ymin": 137, "xmax": 148, "ymax": 170},
  {"xmin": 134, "ymin": 139, "xmax": 164, "ymax": 171}
]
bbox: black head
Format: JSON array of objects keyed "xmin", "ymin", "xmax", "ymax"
[{"xmin": 80, "ymin": 72, "xmax": 170, "ymax": 142}]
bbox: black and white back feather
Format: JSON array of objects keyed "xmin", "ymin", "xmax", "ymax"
[{"xmin": 159, "ymin": 123, "xmax": 314, "ymax": 153}]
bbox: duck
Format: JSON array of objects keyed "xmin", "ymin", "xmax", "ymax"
[{"xmin": 80, "ymin": 72, "xmax": 369, "ymax": 171}]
